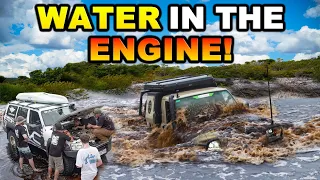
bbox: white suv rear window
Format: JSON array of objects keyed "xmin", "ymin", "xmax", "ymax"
[{"xmin": 6, "ymin": 105, "xmax": 18, "ymax": 118}]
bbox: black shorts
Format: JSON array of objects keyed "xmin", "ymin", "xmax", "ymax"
[{"xmin": 18, "ymin": 146, "xmax": 33, "ymax": 160}]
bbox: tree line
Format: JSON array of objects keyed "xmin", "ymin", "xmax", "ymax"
[{"xmin": 0, "ymin": 56, "xmax": 320, "ymax": 103}]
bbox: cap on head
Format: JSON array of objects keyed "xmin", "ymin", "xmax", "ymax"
[
  {"xmin": 93, "ymin": 108, "xmax": 102, "ymax": 115},
  {"xmin": 54, "ymin": 123, "xmax": 63, "ymax": 131},
  {"xmin": 16, "ymin": 116, "xmax": 26, "ymax": 124}
]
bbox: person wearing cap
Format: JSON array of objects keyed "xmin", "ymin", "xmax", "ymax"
[
  {"xmin": 87, "ymin": 108, "xmax": 115, "ymax": 142},
  {"xmin": 73, "ymin": 118, "xmax": 86, "ymax": 130},
  {"xmin": 73, "ymin": 116, "xmax": 96, "ymax": 130},
  {"xmin": 47, "ymin": 122, "xmax": 73, "ymax": 180},
  {"xmin": 14, "ymin": 116, "xmax": 42, "ymax": 173}
]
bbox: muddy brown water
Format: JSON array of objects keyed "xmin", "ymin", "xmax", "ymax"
[{"xmin": 1, "ymin": 92, "xmax": 320, "ymax": 180}]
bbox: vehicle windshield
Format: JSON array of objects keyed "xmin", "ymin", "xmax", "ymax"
[
  {"xmin": 41, "ymin": 106, "xmax": 72, "ymax": 126},
  {"xmin": 175, "ymin": 90, "xmax": 236, "ymax": 110}
]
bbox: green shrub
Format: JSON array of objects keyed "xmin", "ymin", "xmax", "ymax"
[
  {"xmin": 99, "ymin": 75, "xmax": 133, "ymax": 91},
  {"xmin": 40, "ymin": 82, "xmax": 79, "ymax": 95},
  {"xmin": 313, "ymin": 67, "xmax": 320, "ymax": 82},
  {"xmin": 2, "ymin": 58, "xmax": 320, "ymax": 102},
  {"xmin": 0, "ymin": 84, "xmax": 35, "ymax": 102},
  {"xmin": 0, "ymin": 76, "xmax": 5, "ymax": 83}
]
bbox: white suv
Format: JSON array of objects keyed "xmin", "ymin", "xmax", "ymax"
[{"xmin": 2, "ymin": 92, "xmax": 112, "ymax": 175}]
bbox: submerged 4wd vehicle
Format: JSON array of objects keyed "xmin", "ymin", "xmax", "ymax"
[
  {"xmin": 2, "ymin": 92, "xmax": 112, "ymax": 175},
  {"xmin": 139, "ymin": 75, "xmax": 243, "ymax": 128}
]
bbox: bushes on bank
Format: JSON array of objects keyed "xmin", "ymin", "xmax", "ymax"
[
  {"xmin": 1, "ymin": 57, "xmax": 320, "ymax": 102},
  {"xmin": 0, "ymin": 82, "xmax": 77, "ymax": 102},
  {"xmin": 40, "ymin": 82, "xmax": 79, "ymax": 95},
  {"xmin": 0, "ymin": 84, "xmax": 36, "ymax": 102}
]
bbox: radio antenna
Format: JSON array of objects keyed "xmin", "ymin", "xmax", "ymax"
[{"xmin": 267, "ymin": 65, "xmax": 273, "ymax": 125}]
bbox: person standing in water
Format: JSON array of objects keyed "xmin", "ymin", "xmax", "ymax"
[
  {"xmin": 14, "ymin": 116, "xmax": 42, "ymax": 173},
  {"xmin": 76, "ymin": 134, "xmax": 103, "ymax": 180},
  {"xmin": 47, "ymin": 123, "xmax": 73, "ymax": 180}
]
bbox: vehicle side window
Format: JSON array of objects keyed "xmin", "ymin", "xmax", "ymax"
[
  {"xmin": 17, "ymin": 107, "xmax": 28, "ymax": 119},
  {"xmin": 29, "ymin": 110, "xmax": 42, "ymax": 125},
  {"xmin": 220, "ymin": 91, "xmax": 235, "ymax": 105},
  {"xmin": 213, "ymin": 91, "xmax": 226, "ymax": 104},
  {"xmin": 6, "ymin": 105, "xmax": 18, "ymax": 118},
  {"xmin": 221, "ymin": 91, "xmax": 230, "ymax": 101}
]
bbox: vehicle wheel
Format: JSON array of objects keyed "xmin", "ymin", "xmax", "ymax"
[
  {"xmin": 62, "ymin": 155, "xmax": 75, "ymax": 176},
  {"xmin": 8, "ymin": 131, "xmax": 19, "ymax": 160}
]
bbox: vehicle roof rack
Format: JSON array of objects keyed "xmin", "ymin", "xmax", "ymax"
[
  {"xmin": 10, "ymin": 100, "xmax": 70, "ymax": 110},
  {"xmin": 148, "ymin": 75, "xmax": 192, "ymax": 84},
  {"xmin": 143, "ymin": 75, "xmax": 217, "ymax": 93}
]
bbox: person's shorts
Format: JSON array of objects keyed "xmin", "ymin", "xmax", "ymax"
[
  {"xmin": 81, "ymin": 173, "xmax": 98, "ymax": 180},
  {"xmin": 17, "ymin": 146, "xmax": 33, "ymax": 160},
  {"xmin": 48, "ymin": 155, "xmax": 64, "ymax": 171}
]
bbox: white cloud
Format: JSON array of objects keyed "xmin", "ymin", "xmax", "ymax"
[
  {"xmin": 293, "ymin": 52, "xmax": 320, "ymax": 61},
  {"xmin": 0, "ymin": 43, "xmax": 34, "ymax": 56},
  {"xmin": 20, "ymin": 23, "xmax": 92, "ymax": 49},
  {"xmin": 161, "ymin": 54, "xmax": 270, "ymax": 67},
  {"xmin": 172, "ymin": 21, "xmax": 320, "ymax": 55},
  {"xmin": 159, "ymin": 62, "xmax": 208, "ymax": 69},
  {"xmin": 117, "ymin": 31, "xmax": 147, "ymax": 38},
  {"xmin": 200, "ymin": 0, "xmax": 210, "ymax": 2},
  {"xmin": 0, "ymin": 49, "xmax": 86, "ymax": 78},
  {"xmin": 0, "ymin": 53, "xmax": 45, "ymax": 78},
  {"xmin": 177, "ymin": 63, "xmax": 208, "ymax": 69},
  {"xmin": 183, "ymin": 63, "xmax": 208, "ymax": 69},
  {"xmin": 39, "ymin": 49, "xmax": 87, "ymax": 68},
  {"xmin": 0, "ymin": 0, "xmax": 92, "ymax": 50},
  {"xmin": 233, "ymin": 54, "xmax": 270, "ymax": 64},
  {"xmin": 171, "ymin": 21, "xmax": 273, "ymax": 55},
  {"xmin": 304, "ymin": 0, "xmax": 320, "ymax": 18},
  {"xmin": 257, "ymin": 26, "xmax": 320, "ymax": 54}
]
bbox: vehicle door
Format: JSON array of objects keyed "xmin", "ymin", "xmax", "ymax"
[
  {"xmin": 16, "ymin": 106, "xmax": 30, "ymax": 136},
  {"xmin": 145, "ymin": 95, "xmax": 155, "ymax": 124},
  {"xmin": 27, "ymin": 110, "xmax": 45, "ymax": 148}
]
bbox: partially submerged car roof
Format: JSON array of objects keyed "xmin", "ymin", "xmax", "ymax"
[
  {"xmin": 143, "ymin": 75, "xmax": 217, "ymax": 93},
  {"xmin": 56, "ymin": 105, "xmax": 103, "ymax": 123}
]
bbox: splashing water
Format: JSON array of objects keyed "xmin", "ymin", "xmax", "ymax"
[
  {"xmin": 105, "ymin": 97, "xmax": 320, "ymax": 167},
  {"xmin": 2, "ymin": 92, "xmax": 320, "ymax": 179}
]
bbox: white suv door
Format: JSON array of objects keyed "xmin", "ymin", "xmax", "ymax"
[
  {"xmin": 145, "ymin": 95, "xmax": 155, "ymax": 125},
  {"xmin": 27, "ymin": 110, "xmax": 45, "ymax": 148},
  {"xmin": 16, "ymin": 106, "xmax": 30, "ymax": 135}
]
